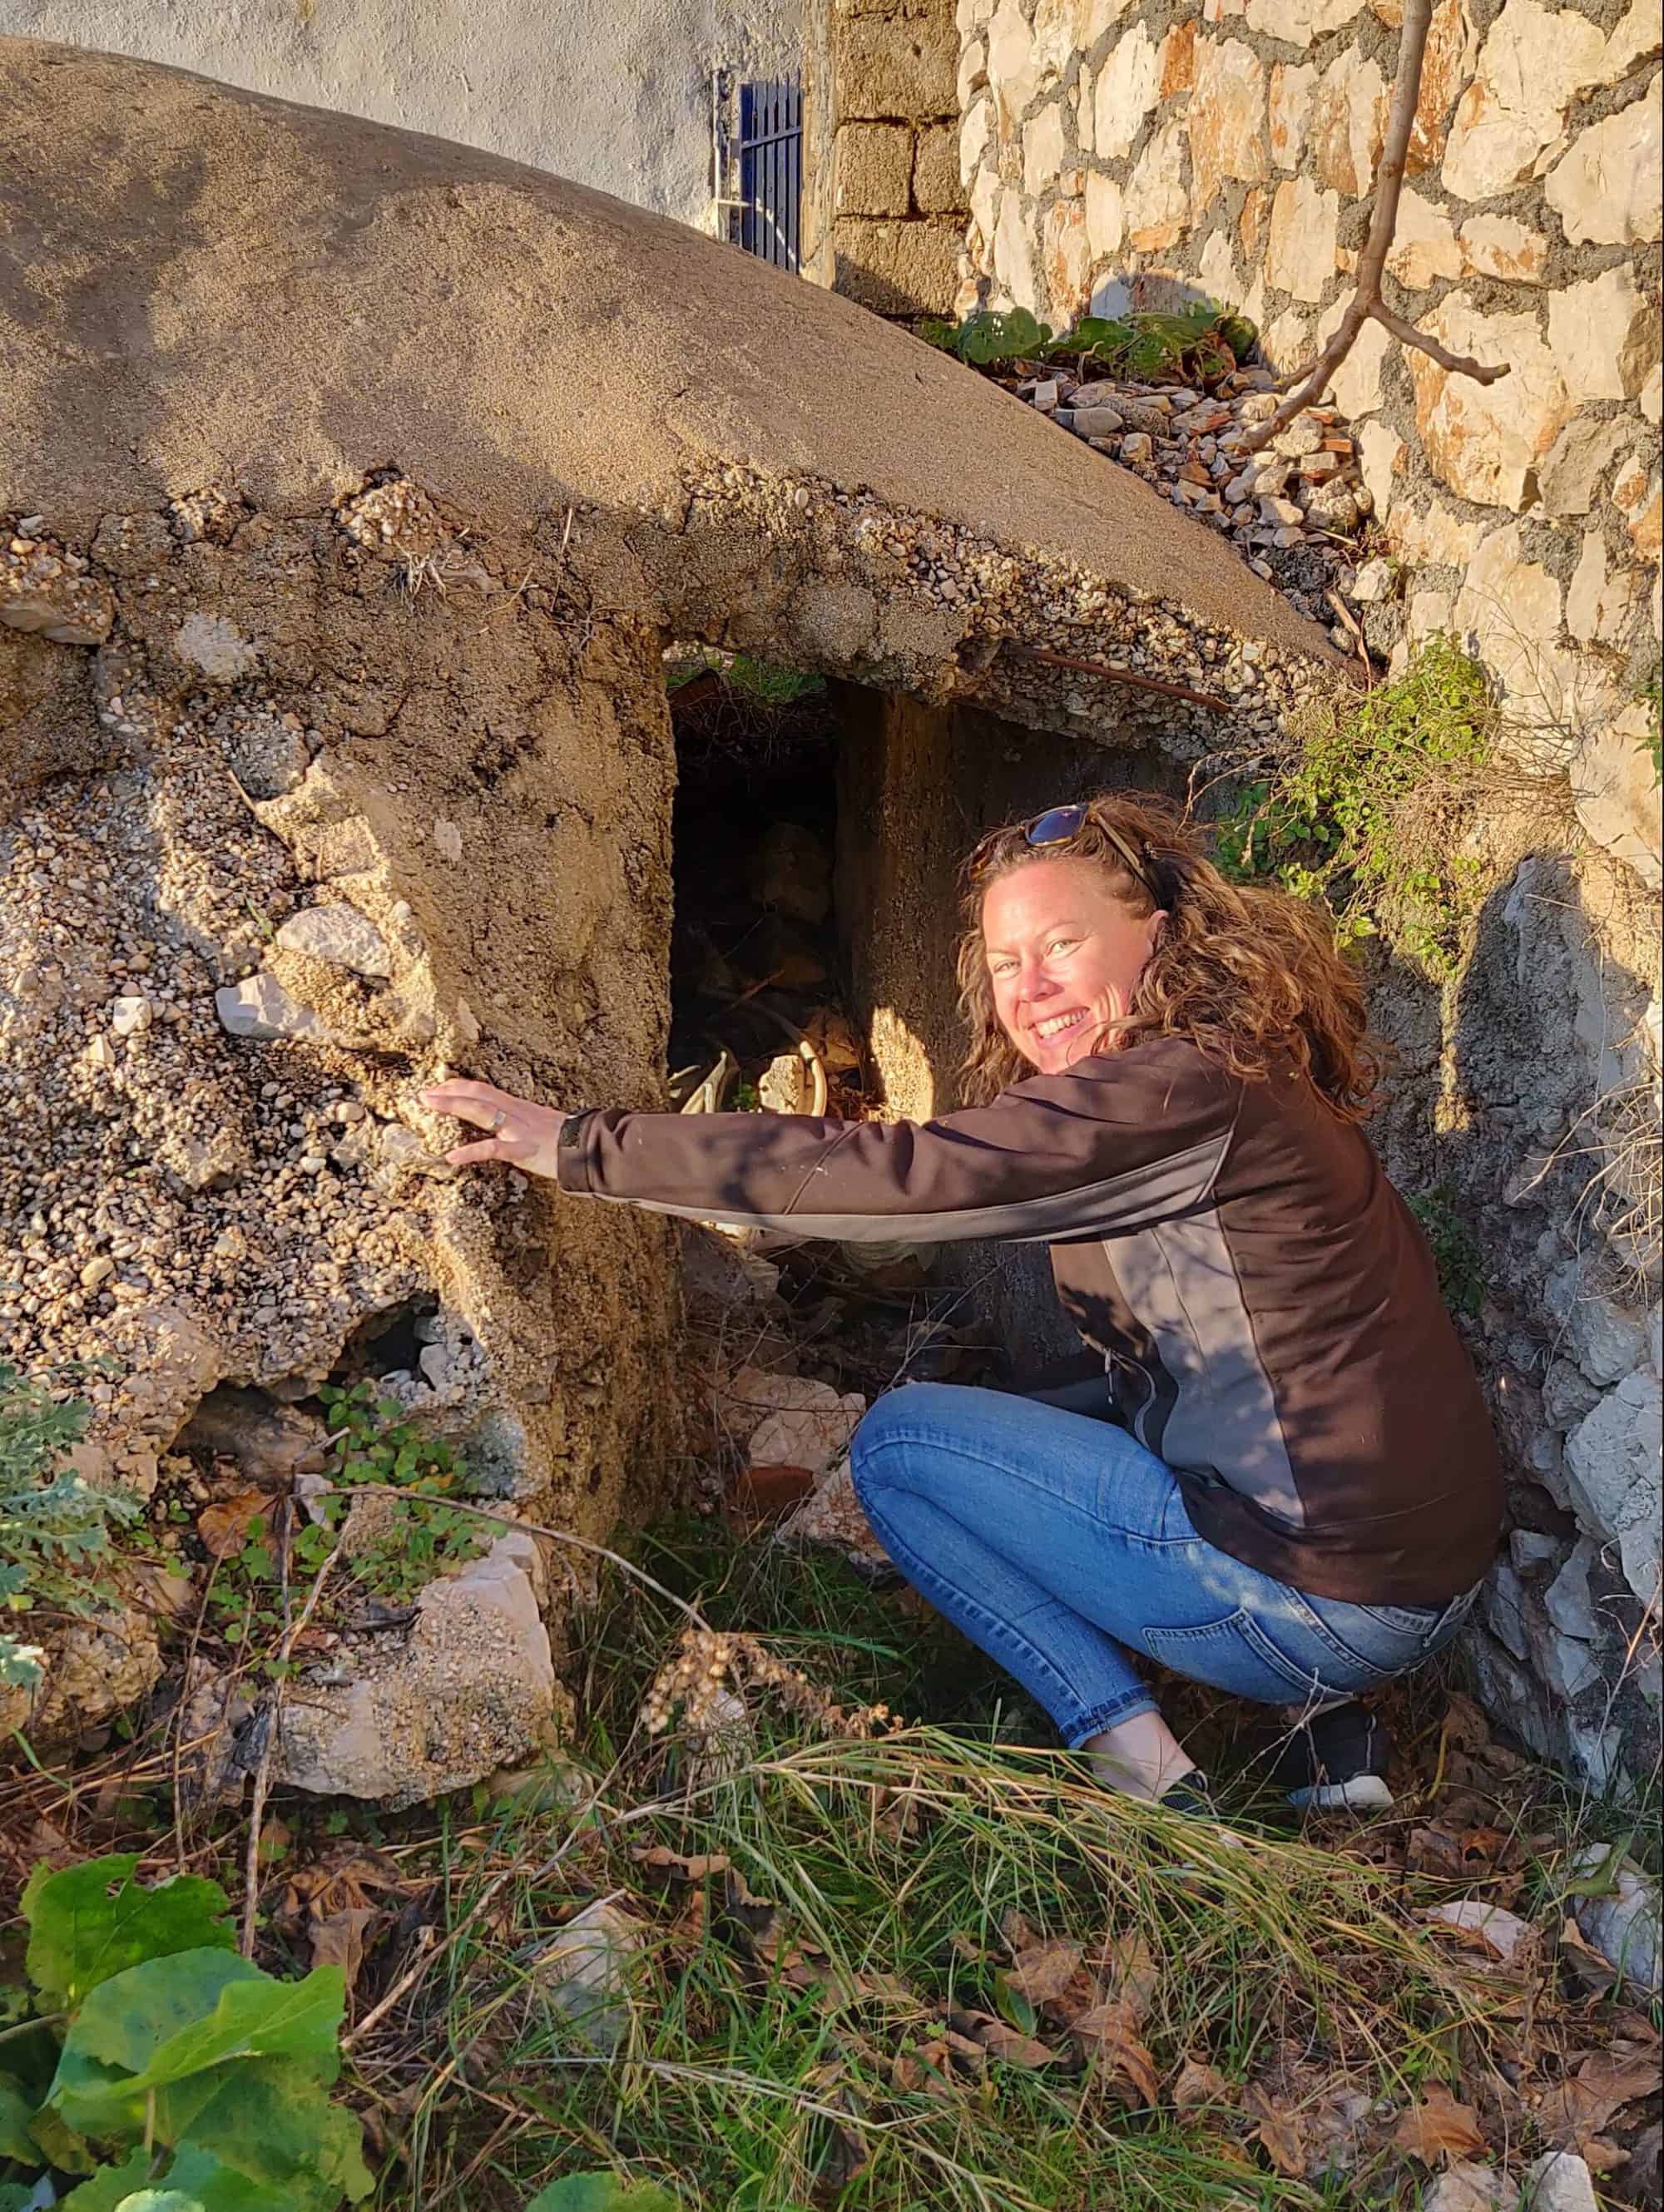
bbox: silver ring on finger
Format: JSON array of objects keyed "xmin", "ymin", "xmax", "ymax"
[{"xmin": 490, "ymin": 1109, "xmax": 507, "ymax": 1133}]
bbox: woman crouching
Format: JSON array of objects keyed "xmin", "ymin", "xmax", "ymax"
[{"xmin": 419, "ymin": 794, "xmax": 1502, "ymax": 1819}]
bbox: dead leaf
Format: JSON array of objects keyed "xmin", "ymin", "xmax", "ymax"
[
  {"xmin": 1067, "ymin": 1997, "xmax": 1160, "ymax": 2104},
  {"xmin": 1390, "ymin": 2082, "xmax": 1487, "ymax": 2164},
  {"xmin": 630, "ymin": 1844, "xmax": 732, "ymax": 1882},
  {"xmin": 310, "ymin": 1905, "xmax": 378, "ymax": 1996},
  {"xmin": 197, "ymin": 1487, "xmax": 270, "ymax": 1558},
  {"xmin": 1004, "ymin": 1939, "xmax": 1084, "ymax": 2006},
  {"xmin": 890, "ymin": 2040, "xmax": 960, "ymax": 2099},
  {"xmin": 1537, "ymin": 2043, "xmax": 1663, "ymax": 2148},
  {"xmin": 1245, "ymin": 2086, "xmax": 1307, "ymax": 2179},
  {"xmin": 1577, "ymin": 2136, "xmax": 1632, "ymax": 2176},
  {"xmin": 1094, "ymin": 1929, "xmax": 1160, "ymax": 2026},
  {"xmin": 999, "ymin": 1908, "xmax": 1039, "ymax": 1954},
  {"xmin": 1172, "ymin": 2058, "xmax": 1236, "ymax": 2111},
  {"xmin": 977, "ymin": 2023, "xmax": 1061, "ymax": 2068},
  {"xmin": 1424, "ymin": 1898, "xmax": 1538, "ymax": 1963}
]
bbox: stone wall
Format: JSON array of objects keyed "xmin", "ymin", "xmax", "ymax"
[
  {"xmin": 805, "ymin": 0, "xmax": 969, "ymax": 311},
  {"xmin": 948, "ymin": 0, "xmax": 1662, "ymax": 1794}
]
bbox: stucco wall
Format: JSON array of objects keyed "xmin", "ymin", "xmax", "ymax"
[{"xmin": 0, "ymin": 0, "xmax": 804, "ymax": 230}]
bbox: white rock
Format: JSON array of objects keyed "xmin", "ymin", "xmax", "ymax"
[
  {"xmin": 1351, "ymin": 557, "xmax": 1397, "ymax": 603},
  {"xmin": 750, "ymin": 1388, "xmax": 867, "ymax": 1477},
  {"xmin": 215, "ymin": 974, "xmax": 327, "ymax": 1042},
  {"xmin": 433, "ymin": 818, "xmax": 463, "ymax": 862},
  {"xmin": 1536, "ymin": 418, "xmax": 1630, "ymax": 520},
  {"xmin": 1453, "ymin": 522, "xmax": 1569, "ymax": 721},
  {"xmin": 1509, "ymin": 1528, "xmax": 1561, "ymax": 1573},
  {"xmin": 1543, "ymin": 1537, "xmax": 1599, "ymax": 1638},
  {"xmin": 1643, "ymin": 362, "xmax": 1664, "ymax": 428},
  {"xmin": 1518, "ymin": 2154, "xmax": 1599, "ymax": 2212},
  {"xmin": 1568, "ymin": 703, "xmax": 1664, "ymax": 888},
  {"xmin": 1571, "ymin": 1848, "xmax": 1663, "ymax": 1993},
  {"xmin": 1093, "ymin": 22, "xmax": 1160, "ymax": 158},
  {"xmin": 108, "ymin": 993, "xmax": 152, "ymax": 1037},
  {"xmin": 275, "ymin": 902, "xmax": 393, "ymax": 978},
  {"xmin": 1408, "ymin": 295, "xmax": 1570, "ymax": 511},
  {"xmin": 1186, "ymin": 37, "xmax": 1268, "ymax": 217},
  {"xmin": 1568, "ymin": 1294, "xmax": 1651, "ymax": 1386},
  {"xmin": 1458, "ymin": 213, "xmax": 1549, "ymax": 283},
  {"xmin": 1023, "ymin": 101, "xmax": 1067, "ymax": 196},
  {"xmin": 1424, "ymin": 1898, "xmax": 1535, "ymax": 1960},
  {"xmin": 1440, "ymin": 0, "xmax": 1611, "ymax": 200},
  {"xmin": 1548, "ymin": 265, "xmax": 1660, "ymax": 405},
  {"xmin": 1565, "ymin": 533, "xmax": 1637, "ymax": 646},
  {"xmin": 1084, "ymin": 169, "xmax": 1124, "ymax": 259},
  {"xmin": 1125, "ymin": 117, "xmax": 1189, "ymax": 250},
  {"xmin": 1564, "ymin": 1368, "xmax": 1663, "ymax": 1607},
  {"xmin": 1546, "ymin": 90, "xmax": 1664, "ymax": 246},
  {"xmin": 988, "ymin": 0, "xmax": 1041, "ymax": 138},
  {"xmin": 1423, "ymin": 2163, "xmax": 1506, "ymax": 2212},
  {"xmin": 1244, "ymin": 0, "xmax": 1360, "ymax": 41},
  {"xmin": 532, "ymin": 1898, "xmax": 641, "ymax": 2051},
  {"xmin": 1357, "ymin": 420, "xmax": 1404, "ymax": 515},
  {"xmin": 79, "ymin": 1254, "xmax": 116, "ymax": 1289},
  {"xmin": 993, "ymin": 186, "xmax": 1040, "ymax": 314},
  {"xmin": 1384, "ymin": 187, "xmax": 1462, "ymax": 289},
  {"xmin": 175, "ymin": 611, "xmax": 259, "ymax": 682},
  {"xmin": 1265, "ymin": 176, "xmax": 1340, "ymax": 304},
  {"xmin": 1268, "ymin": 60, "xmax": 1317, "ymax": 171},
  {"xmin": 779, "ymin": 1455, "xmax": 892, "ymax": 1571},
  {"xmin": 1308, "ymin": 45, "xmax": 1388, "ymax": 196}
]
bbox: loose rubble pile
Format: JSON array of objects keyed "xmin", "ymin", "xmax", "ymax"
[{"xmin": 1011, "ymin": 364, "xmax": 1375, "ymax": 646}]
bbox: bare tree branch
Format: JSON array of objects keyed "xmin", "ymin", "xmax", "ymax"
[{"xmin": 1239, "ymin": 0, "xmax": 1509, "ymax": 457}]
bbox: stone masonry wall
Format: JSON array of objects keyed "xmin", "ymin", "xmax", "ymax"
[
  {"xmin": 948, "ymin": 0, "xmax": 1663, "ymax": 1794},
  {"xmin": 805, "ymin": 0, "xmax": 969, "ymax": 311}
]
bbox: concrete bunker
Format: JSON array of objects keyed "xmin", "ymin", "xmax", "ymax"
[{"xmin": 1, "ymin": 37, "xmax": 1352, "ymax": 1804}]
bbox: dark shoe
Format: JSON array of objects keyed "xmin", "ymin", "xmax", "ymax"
[
  {"xmin": 1157, "ymin": 1768, "xmax": 1221, "ymax": 1819},
  {"xmin": 1275, "ymin": 1700, "xmax": 1394, "ymax": 1813}
]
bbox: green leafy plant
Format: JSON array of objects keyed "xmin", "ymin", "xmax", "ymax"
[
  {"xmin": 524, "ymin": 2177, "xmax": 679, "ymax": 2211},
  {"xmin": 311, "ymin": 1380, "xmax": 484, "ymax": 1603},
  {"xmin": 1639, "ymin": 670, "xmax": 1662, "ymax": 786},
  {"xmin": 0, "ymin": 1365, "xmax": 140, "ymax": 1690},
  {"xmin": 0, "ymin": 1854, "xmax": 370, "ymax": 2210},
  {"xmin": 917, "ymin": 299, "xmax": 1257, "ymax": 385},
  {"xmin": 1213, "ymin": 636, "xmax": 1497, "ymax": 980},
  {"xmin": 1405, "ymin": 1185, "xmax": 1487, "ymax": 1319}
]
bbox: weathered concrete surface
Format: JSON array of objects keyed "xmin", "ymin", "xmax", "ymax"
[
  {"xmin": 1, "ymin": 37, "xmax": 1336, "ymax": 704},
  {"xmin": 0, "ymin": 0, "xmax": 803, "ymax": 232}
]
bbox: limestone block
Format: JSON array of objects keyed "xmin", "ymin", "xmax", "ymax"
[
  {"xmin": 1308, "ymin": 47, "xmax": 1389, "ymax": 196},
  {"xmin": 1245, "ymin": 0, "xmax": 1361, "ymax": 40},
  {"xmin": 1196, "ymin": 225, "xmax": 1240, "ymax": 303},
  {"xmin": 1187, "ymin": 37, "xmax": 1268, "ymax": 217},
  {"xmin": 1406, "ymin": 294, "xmax": 1570, "ymax": 509},
  {"xmin": 1547, "ymin": 265, "xmax": 1661, "ymax": 404},
  {"xmin": 1602, "ymin": 0, "xmax": 1664, "ymax": 77},
  {"xmin": 275, "ymin": 900, "xmax": 393, "ymax": 978},
  {"xmin": 1565, "ymin": 532, "xmax": 1637, "ymax": 646},
  {"xmin": 1093, "ymin": 24, "xmax": 1161, "ymax": 158},
  {"xmin": 1126, "ymin": 118, "xmax": 1189, "ymax": 250},
  {"xmin": 1409, "ymin": 0, "xmax": 1480, "ymax": 171},
  {"xmin": 1042, "ymin": 198, "xmax": 1092, "ymax": 324},
  {"xmin": 1458, "ymin": 213, "xmax": 1548, "ymax": 283},
  {"xmin": 1615, "ymin": 453, "xmax": 1663, "ymax": 562},
  {"xmin": 1085, "ymin": 169, "xmax": 1125, "ymax": 259},
  {"xmin": 1023, "ymin": 100, "xmax": 1068, "ymax": 195},
  {"xmin": 836, "ymin": 123, "xmax": 914, "ymax": 217},
  {"xmin": 834, "ymin": 219, "xmax": 963, "ymax": 314},
  {"xmin": 1265, "ymin": 176, "xmax": 1340, "ymax": 304},
  {"xmin": 1546, "ymin": 91, "xmax": 1664, "ymax": 247},
  {"xmin": 913, "ymin": 121, "xmax": 965, "ymax": 212},
  {"xmin": 1033, "ymin": 0, "xmax": 1093, "ymax": 76},
  {"xmin": 958, "ymin": 35, "xmax": 988, "ymax": 107},
  {"xmin": 1422, "ymin": 2165, "xmax": 1506, "ymax": 2212},
  {"xmin": 1269, "ymin": 60, "xmax": 1317, "ymax": 171},
  {"xmin": 839, "ymin": 13, "xmax": 960, "ymax": 120},
  {"xmin": 1358, "ymin": 419, "xmax": 1406, "ymax": 513},
  {"xmin": 779, "ymin": 1454, "xmax": 893, "ymax": 1571},
  {"xmin": 993, "ymin": 187, "xmax": 1041, "ymax": 310},
  {"xmin": 1518, "ymin": 2155, "xmax": 1599, "ymax": 2212},
  {"xmin": 1384, "ymin": 187, "xmax": 1462, "ymax": 288},
  {"xmin": 1510, "ymin": 1528, "xmax": 1562, "ymax": 1573},
  {"xmin": 1564, "ymin": 1368, "xmax": 1663, "ymax": 1607},
  {"xmin": 1535, "ymin": 417, "xmax": 1630, "ymax": 519},
  {"xmin": 988, "ymin": 0, "xmax": 1040, "ymax": 140},
  {"xmin": 1440, "ymin": 0, "xmax": 1611, "ymax": 200},
  {"xmin": 1390, "ymin": 498, "xmax": 1482, "ymax": 568},
  {"xmin": 1644, "ymin": 363, "xmax": 1663, "ymax": 428},
  {"xmin": 1453, "ymin": 522, "xmax": 1569, "ymax": 721},
  {"xmin": 1568, "ymin": 1292, "xmax": 1652, "ymax": 1387},
  {"xmin": 1567, "ymin": 702, "xmax": 1664, "ymax": 889},
  {"xmin": 1483, "ymin": 1556, "xmax": 1533, "ymax": 1660},
  {"xmin": 1543, "ymin": 1537, "xmax": 1598, "ymax": 1638}
]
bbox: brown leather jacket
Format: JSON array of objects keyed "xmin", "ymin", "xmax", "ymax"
[{"xmin": 557, "ymin": 1036, "xmax": 1503, "ymax": 1606}]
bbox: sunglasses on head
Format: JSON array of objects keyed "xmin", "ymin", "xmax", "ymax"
[{"xmin": 973, "ymin": 803, "xmax": 1165, "ymax": 907}]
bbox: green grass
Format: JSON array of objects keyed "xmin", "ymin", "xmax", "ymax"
[
  {"xmin": 353, "ymin": 1526, "xmax": 1533, "ymax": 2212},
  {"xmin": 665, "ymin": 652, "xmax": 826, "ymax": 709},
  {"xmin": 1215, "ymin": 637, "xmax": 1498, "ymax": 981}
]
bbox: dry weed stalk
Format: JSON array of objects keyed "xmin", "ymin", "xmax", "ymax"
[
  {"xmin": 1241, "ymin": 0, "xmax": 1508, "ymax": 456},
  {"xmin": 640, "ymin": 1624, "xmax": 899, "ymax": 1744}
]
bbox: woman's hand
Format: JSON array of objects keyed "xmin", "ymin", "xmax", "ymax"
[{"xmin": 418, "ymin": 1080, "xmax": 568, "ymax": 1178}]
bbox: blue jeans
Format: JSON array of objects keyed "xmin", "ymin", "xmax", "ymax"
[{"xmin": 848, "ymin": 1383, "xmax": 1479, "ymax": 1747}]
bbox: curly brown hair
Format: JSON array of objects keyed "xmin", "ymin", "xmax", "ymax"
[{"xmin": 955, "ymin": 792, "xmax": 1383, "ymax": 1120}]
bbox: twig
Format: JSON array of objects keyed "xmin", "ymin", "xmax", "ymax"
[
  {"xmin": 1240, "ymin": 0, "xmax": 1508, "ymax": 457},
  {"xmin": 1325, "ymin": 588, "xmax": 1374, "ymax": 687},
  {"xmin": 239, "ymin": 1541, "xmax": 342, "ymax": 1957},
  {"xmin": 998, "ymin": 641, "xmax": 1231, "ymax": 713}
]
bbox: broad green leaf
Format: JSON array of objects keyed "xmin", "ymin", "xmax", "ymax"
[
  {"xmin": 177, "ymin": 2058, "xmax": 372, "ymax": 2206},
  {"xmin": 156, "ymin": 2142, "xmax": 301, "ymax": 2212},
  {"xmin": 0, "ymin": 2186, "xmax": 40, "ymax": 2212},
  {"xmin": 23, "ymin": 1858, "xmax": 234, "ymax": 2010},
  {"xmin": 61, "ymin": 2152, "xmax": 154, "ymax": 2210},
  {"xmin": 524, "ymin": 2178, "xmax": 680, "ymax": 2212},
  {"xmin": 114, "ymin": 2196, "xmax": 203, "ymax": 2211},
  {"xmin": 107, "ymin": 1967, "xmax": 346, "ymax": 2104},
  {"xmin": 52, "ymin": 1952, "xmax": 267, "ymax": 2134},
  {"xmin": 27, "ymin": 2097, "xmax": 99, "ymax": 2175},
  {"xmin": 0, "ymin": 2069, "xmax": 35, "ymax": 2161}
]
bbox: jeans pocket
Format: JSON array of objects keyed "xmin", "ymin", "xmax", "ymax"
[
  {"xmin": 1351, "ymin": 1601, "xmax": 1444, "ymax": 1636},
  {"xmin": 1143, "ymin": 1610, "xmax": 1330, "ymax": 1702}
]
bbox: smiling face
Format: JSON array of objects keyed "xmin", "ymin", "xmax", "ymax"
[{"xmin": 981, "ymin": 854, "xmax": 1166, "ymax": 1076}]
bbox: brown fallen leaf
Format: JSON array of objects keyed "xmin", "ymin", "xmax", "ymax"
[
  {"xmin": 1537, "ymin": 2042, "xmax": 1663, "ymax": 2147},
  {"xmin": 890, "ymin": 2040, "xmax": 960, "ymax": 2099},
  {"xmin": 1004, "ymin": 1939, "xmax": 1085, "ymax": 2007},
  {"xmin": 1391, "ymin": 2082, "xmax": 1487, "ymax": 2164},
  {"xmin": 1067, "ymin": 1998, "xmax": 1160, "ymax": 2104},
  {"xmin": 999, "ymin": 1908, "xmax": 1039, "ymax": 1954},
  {"xmin": 310, "ymin": 1904, "xmax": 379, "ymax": 1997},
  {"xmin": 948, "ymin": 2007, "xmax": 1061, "ymax": 2069},
  {"xmin": 1171, "ymin": 2058, "xmax": 1236, "ymax": 2111},
  {"xmin": 197, "ymin": 1487, "xmax": 271, "ymax": 1558},
  {"xmin": 629, "ymin": 1844, "xmax": 732, "ymax": 1882},
  {"xmin": 1094, "ymin": 1929, "xmax": 1160, "ymax": 2026},
  {"xmin": 1245, "ymin": 2086, "xmax": 1307, "ymax": 2179}
]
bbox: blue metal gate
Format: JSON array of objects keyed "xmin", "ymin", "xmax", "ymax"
[{"xmin": 735, "ymin": 76, "xmax": 802, "ymax": 273}]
